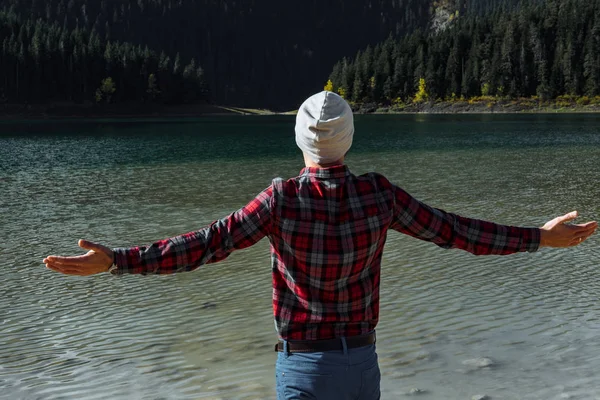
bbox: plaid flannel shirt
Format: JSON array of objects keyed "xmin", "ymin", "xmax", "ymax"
[{"xmin": 113, "ymin": 165, "xmax": 540, "ymax": 340}]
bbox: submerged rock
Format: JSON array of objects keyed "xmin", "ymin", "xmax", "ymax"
[
  {"xmin": 461, "ymin": 357, "xmax": 495, "ymax": 368},
  {"xmin": 472, "ymin": 395, "xmax": 490, "ymax": 400},
  {"xmin": 414, "ymin": 350, "xmax": 432, "ymax": 361},
  {"xmin": 407, "ymin": 388, "xmax": 426, "ymax": 395}
]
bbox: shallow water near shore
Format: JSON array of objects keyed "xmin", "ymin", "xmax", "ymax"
[{"xmin": 1, "ymin": 114, "xmax": 600, "ymax": 399}]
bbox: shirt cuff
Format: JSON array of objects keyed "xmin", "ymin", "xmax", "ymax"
[
  {"xmin": 109, "ymin": 248, "xmax": 130, "ymax": 275},
  {"xmin": 523, "ymin": 228, "xmax": 541, "ymax": 253}
]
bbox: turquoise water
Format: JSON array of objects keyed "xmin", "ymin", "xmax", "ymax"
[{"xmin": 1, "ymin": 114, "xmax": 599, "ymax": 399}]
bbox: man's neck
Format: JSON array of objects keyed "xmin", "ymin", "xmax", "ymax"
[{"xmin": 303, "ymin": 154, "xmax": 345, "ymax": 169}]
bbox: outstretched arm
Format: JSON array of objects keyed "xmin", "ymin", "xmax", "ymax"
[
  {"xmin": 390, "ymin": 186, "xmax": 596, "ymax": 255},
  {"xmin": 44, "ymin": 186, "xmax": 273, "ymax": 275}
]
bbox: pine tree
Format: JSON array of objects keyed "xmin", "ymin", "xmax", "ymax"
[
  {"xmin": 173, "ymin": 52, "xmax": 181, "ymax": 75},
  {"xmin": 445, "ymin": 38, "xmax": 461, "ymax": 98},
  {"xmin": 146, "ymin": 73, "xmax": 160, "ymax": 101},
  {"xmin": 352, "ymin": 75, "xmax": 364, "ymax": 102},
  {"xmin": 583, "ymin": 22, "xmax": 599, "ymax": 96},
  {"xmin": 340, "ymin": 58, "xmax": 354, "ymax": 99},
  {"xmin": 383, "ymin": 76, "xmax": 393, "ymax": 100}
]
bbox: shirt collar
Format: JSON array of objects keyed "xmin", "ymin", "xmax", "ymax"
[{"xmin": 300, "ymin": 164, "xmax": 351, "ymax": 179}]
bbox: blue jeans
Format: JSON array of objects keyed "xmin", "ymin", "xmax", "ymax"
[{"xmin": 275, "ymin": 340, "xmax": 381, "ymax": 400}]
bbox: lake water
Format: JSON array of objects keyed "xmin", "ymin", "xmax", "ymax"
[{"xmin": 1, "ymin": 114, "xmax": 599, "ymax": 400}]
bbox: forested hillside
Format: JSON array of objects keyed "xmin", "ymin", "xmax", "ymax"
[
  {"xmin": 0, "ymin": 9, "xmax": 207, "ymax": 106},
  {"xmin": 1, "ymin": 0, "xmax": 588, "ymax": 111},
  {"xmin": 0, "ymin": 0, "xmax": 432, "ymax": 110},
  {"xmin": 326, "ymin": 0, "xmax": 600, "ymax": 106}
]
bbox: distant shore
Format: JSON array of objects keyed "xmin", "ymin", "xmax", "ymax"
[
  {"xmin": 1, "ymin": 98, "xmax": 600, "ymax": 120},
  {"xmin": 354, "ymin": 97, "xmax": 600, "ymax": 114},
  {"xmin": 0, "ymin": 103, "xmax": 286, "ymax": 120}
]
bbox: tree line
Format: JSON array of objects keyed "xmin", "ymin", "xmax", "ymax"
[
  {"xmin": 0, "ymin": 7, "xmax": 208, "ymax": 105},
  {"xmin": 326, "ymin": 0, "xmax": 600, "ymax": 105},
  {"xmin": 0, "ymin": 0, "xmax": 433, "ymax": 109},
  {"xmin": 2, "ymin": 0, "xmax": 579, "ymax": 108}
]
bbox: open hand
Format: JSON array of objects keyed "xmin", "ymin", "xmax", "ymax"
[
  {"xmin": 540, "ymin": 211, "xmax": 597, "ymax": 248},
  {"xmin": 44, "ymin": 239, "xmax": 114, "ymax": 275}
]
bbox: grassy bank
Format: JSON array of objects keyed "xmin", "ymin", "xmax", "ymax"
[{"xmin": 354, "ymin": 95, "xmax": 600, "ymax": 114}]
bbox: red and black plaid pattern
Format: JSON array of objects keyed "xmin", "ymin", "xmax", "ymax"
[{"xmin": 113, "ymin": 165, "xmax": 540, "ymax": 340}]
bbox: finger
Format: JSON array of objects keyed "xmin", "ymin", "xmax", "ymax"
[
  {"xmin": 61, "ymin": 269, "xmax": 88, "ymax": 276},
  {"xmin": 573, "ymin": 221, "xmax": 598, "ymax": 230},
  {"xmin": 46, "ymin": 264, "xmax": 61, "ymax": 273},
  {"xmin": 46, "ymin": 260, "xmax": 102, "ymax": 276},
  {"xmin": 46, "ymin": 263, "xmax": 85, "ymax": 275},
  {"xmin": 557, "ymin": 211, "xmax": 579, "ymax": 224},
  {"xmin": 45, "ymin": 262, "xmax": 68, "ymax": 273},
  {"xmin": 58, "ymin": 269, "xmax": 86, "ymax": 275},
  {"xmin": 45, "ymin": 261, "xmax": 58, "ymax": 270},
  {"xmin": 45, "ymin": 261, "xmax": 69, "ymax": 270},
  {"xmin": 572, "ymin": 229, "xmax": 595, "ymax": 239},
  {"xmin": 45, "ymin": 259, "xmax": 87, "ymax": 268},
  {"xmin": 79, "ymin": 239, "xmax": 108, "ymax": 254},
  {"xmin": 572, "ymin": 225, "xmax": 598, "ymax": 235},
  {"xmin": 45, "ymin": 255, "xmax": 91, "ymax": 266},
  {"xmin": 569, "ymin": 235, "xmax": 590, "ymax": 247}
]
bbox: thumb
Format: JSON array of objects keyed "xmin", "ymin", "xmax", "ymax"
[
  {"xmin": 556, "ymin": 211, "xmax": 578, "ymax": 225},
  {"xmin": 78, "ymin": 239, "xmax": 107, "ymax": 254}
]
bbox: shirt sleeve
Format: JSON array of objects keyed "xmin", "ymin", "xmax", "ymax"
[
  {"xmin": 111, "ymin": 186, "xmax": 273, "ymax": 275},
  {"xmin": 389, "ymin": 185, "xmax": 540, "ymax": 255}
]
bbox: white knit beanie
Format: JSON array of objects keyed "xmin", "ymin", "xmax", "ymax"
[{"xmin": 295, "ymin": 91, "xmax": 354, "ymax": 164}]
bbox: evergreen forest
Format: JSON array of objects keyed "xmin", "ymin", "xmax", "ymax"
[
  {"xmin": 327, "ymin": 0, "xmax": 600, "ymax": 106},
  {"xmin": 0, "ymin": 0, "xmax": 431, "ymax": 110},
  {"xmin": 0, "ymin": 0, "xmax": 598, "ymax": 111}
]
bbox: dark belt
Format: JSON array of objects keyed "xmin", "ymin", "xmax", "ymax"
[{"xmin": 275, "ymin": 332, "xmax": 376, "ymax": 353}]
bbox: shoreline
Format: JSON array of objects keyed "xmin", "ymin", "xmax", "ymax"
[
  {"xmin": 354, "ymin": 97, "xmax": 600, "ymax": 115},
  {"xmin": 1, "ymin": 98, "xmax": 600, "ymax": 120},
  {"xmin": 0, "ymin": 103, "xmax": 288, "ymax": 121}
]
